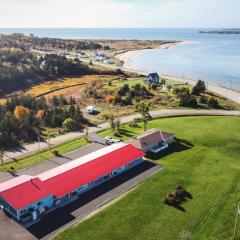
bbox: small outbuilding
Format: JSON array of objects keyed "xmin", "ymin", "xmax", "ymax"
[
  {"xmin": 129, "ymin": 128, "xmax": 175, "ymax": 153},
  {"xmin": 87, "ymin": 106, "xmax": 96, "ymax": 114}
]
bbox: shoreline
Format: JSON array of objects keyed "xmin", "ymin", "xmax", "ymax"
[
  {"xmin": 116, "ymin": 41, "xmax": 193, "ymax": 71},
  {"xmin": 115, "ymin": 42, "xmax": 240, "ymax": 104}
]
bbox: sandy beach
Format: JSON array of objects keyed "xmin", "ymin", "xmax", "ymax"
[
  {"xmin": 116, "ymin": 42, "xmax": 184, "ymax": 71},
  {"xmin": 115, "ymin": 42, "xmax": 240, "ymax": 104}
]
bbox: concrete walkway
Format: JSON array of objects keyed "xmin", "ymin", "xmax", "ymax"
[{"xmin": 2, "ymin": 109, "xmax": 240, "ymax": 161}]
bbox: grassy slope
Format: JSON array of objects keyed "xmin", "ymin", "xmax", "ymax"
[
  {"xmin": 0, "ymin": 138, "xmax": 88, "ymax": 171},
  {"xmin": 56, "ymin": 116, "xmax": 240, "ymax": 240}
]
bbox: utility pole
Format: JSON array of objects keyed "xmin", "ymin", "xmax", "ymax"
[{"xmin": 232, "ymin": 202, "xmax": 240, "ymax": 240}]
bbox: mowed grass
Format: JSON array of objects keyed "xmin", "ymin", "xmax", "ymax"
[
  {"xmin": 56, "ymin": 116, "xmax": 240, "ymax": 240},
  {"xmin": 0, "ymin": 138, "xmax": 88, "ymax": 171}
]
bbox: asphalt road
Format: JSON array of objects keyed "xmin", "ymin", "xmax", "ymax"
[{"xmin": 2, "ymin": 109, "xmax": 240, "ymax": 161}]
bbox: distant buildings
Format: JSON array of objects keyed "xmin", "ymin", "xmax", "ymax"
[
  {"xmin": 103, "ymin": 59, "xmax": 114, "ymax": 64},
  {"xmin": 0, "ymin": 143, "xmax": 144, "ymax": 225},
  {"xmin": 129, "ymin": 128, "xmax": 175, "ymax": 153},
  {"xmin": 144, "ymin": 73, "xmax": 160, "ymax": 84}
]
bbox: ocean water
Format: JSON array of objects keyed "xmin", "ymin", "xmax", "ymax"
[{"xmin": 0, "ymin": 28, "xmax": 240, "ymax": 89}]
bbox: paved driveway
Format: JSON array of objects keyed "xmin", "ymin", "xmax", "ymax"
[{"xmin": 26, "ymin": 161, "xmax": 163, "ymax": 240}]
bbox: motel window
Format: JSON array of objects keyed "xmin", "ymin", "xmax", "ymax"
[
  {"xmin": 20, "ymin": 209, "xmax": 27, "ymax": 215},
  {"xmin": 72, "ymin": 191, "xmax": 77, "ymax": 196},
  {"xmin": 37, "ymin": 201, "xmax": 43, "ymax": 206}
]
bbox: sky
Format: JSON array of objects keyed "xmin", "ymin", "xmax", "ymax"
[{"xmin": 0, "ymin": 0, "xmax": 239, "ymax": 28}]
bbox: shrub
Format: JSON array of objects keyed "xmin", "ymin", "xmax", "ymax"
[
  {"xmin": 151, "ymin": 83, "xmax": 158, "ymax": 90},
  {"xmin": 105, "ymin": 95, "xmax": 114, "ymax": 103},
  {"xmin": 128, "ymin": 119, "xmax": 138, "ymax": 128},
  {"xmin": 208, "ymin": 98, "xmax": 220, "ymax": 108},
  {"xmin": 199, "ymin": 95, "xmax": 208, "ymax": 104},
  {"xmin": 179, "ymin": 95, "xmax": 198, "ymax": 108},
  {"xmin": 52, "ymin": 150, "xmax": 59, "ymax": 156},
  {"xmin": 62, "ymin": 118, "xmax": 77, "ymax": 132},
  {"xmin": 163, "ymin": 185, "xmax": 190, "ymax": 206}
]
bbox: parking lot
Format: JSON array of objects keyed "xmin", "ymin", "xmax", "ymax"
[{"xmin": 0, "ymin": 211, "xmax": 35, "ymax": 240}]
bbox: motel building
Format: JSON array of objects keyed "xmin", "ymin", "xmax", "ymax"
[{"xmin": 0, "ymin": 143, "xmax": 144, "ymax": 225}]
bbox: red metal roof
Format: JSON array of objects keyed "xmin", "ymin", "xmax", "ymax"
[
  {"xmin": 0, "ymin": 178, "xmax": 52, "ymax": 210},
  {"xmin": 0, "ymin": 144, "xmax": 144, "ymax": 210}
]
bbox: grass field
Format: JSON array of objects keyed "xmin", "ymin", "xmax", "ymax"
[
  {"xmin": 105, "ymin": 77, "xmax": 189, "ymax": 90},
  {"xmin": 0, "ymin": 138, "xmax": 88, "ymax": 171},
  {"xmin": 56, "ymin": 116, "xmax": 240, "ymax": 240},
  {"xmin": 24, "ymin": 75, "xmax": 116, "ymax": 98}
]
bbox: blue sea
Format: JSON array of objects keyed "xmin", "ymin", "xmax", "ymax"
[{"xmin": 0, "ymin": 28, "xmax": 240, "ymax": 89}]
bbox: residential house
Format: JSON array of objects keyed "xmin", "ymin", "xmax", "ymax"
[
  {"xmin": 144, "ymin": 73, "xmax": 160, "ymax": 84},
  {"xmin": 129, "ymin": 128, "xmax": 175, "ymax": 153}
]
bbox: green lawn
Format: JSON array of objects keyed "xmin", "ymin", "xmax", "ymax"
[
  {"xmin": 105, "ymin": 78, "xmax": 145, "ymax": 90},
  {"xmin": 0, "ymin": 138, "xmax": 88, "ymax": 171},
  {"xmin": 106, "ymin": 77, "xmax": 189, "ymax": 90},
  {"xmin": 56, "ymin": 116, "xmax": 240, "ymax": 240}
]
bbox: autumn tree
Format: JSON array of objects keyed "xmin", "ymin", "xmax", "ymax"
[
  {"xmin": 36, "ymin": 110, "xmax": 45, "ymax": 120},
  {"xmin": 14, "ymin": 106, "xmax": 30, "ymax": 119}
]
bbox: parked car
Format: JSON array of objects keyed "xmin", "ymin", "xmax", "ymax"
[{"xmin": 105, "ymin": 136, "xmax": 121, "ymax": 145}]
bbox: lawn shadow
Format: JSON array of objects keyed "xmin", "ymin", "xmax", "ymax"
[
  {"xmin": 185, "ymin": 191, "xmax": 193, "ymax": 199},
  {"xmin": 116, "ymin": 129, "xmax": 137, "ymax": 139},
  {"xmin": 55, "ymin": 154, "xmax": 73, "ymax": 160},
  {"xmin": 146, "ymin": 138, "xmax": 194, "ymax": 161},
  {"xmin": 165, "ymin": 202, "xmax": 186, "ymax": 212}
]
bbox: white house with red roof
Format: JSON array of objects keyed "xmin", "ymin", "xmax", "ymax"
[{"xmin": 0, "ymin": 143, "xmax": 144, "ymax": 225}]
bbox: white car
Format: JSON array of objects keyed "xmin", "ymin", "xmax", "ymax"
[
  {"xmin": 105, "ymin": 136, "xmax": 121, "ymax": 145},
  {"xmin": 113, "ymin": 139, "xmax": 121, "ymax": 143}
]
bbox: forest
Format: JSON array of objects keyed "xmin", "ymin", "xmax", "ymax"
[{"xmin": 0, "ymin": 95, "xmax": 87, "ymax": 147}]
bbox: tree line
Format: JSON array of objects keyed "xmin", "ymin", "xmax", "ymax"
[
  {"xmin": 0, "ymin": 95, "xmax": 87, "ymax": 148},
  {"xmin": 0, "ymin": 48, "xmax": 91, "ymax": 95},
  {"xmin": 0, "ymin": 33, "xmax": 105, "ymax": 51}
]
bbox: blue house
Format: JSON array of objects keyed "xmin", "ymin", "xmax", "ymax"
[{"xmin": 144, "ymin": 73, "xmax": 160, "ymax": 84}]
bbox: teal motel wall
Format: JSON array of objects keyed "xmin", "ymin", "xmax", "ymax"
[{"xmin": 18, "ymin": 194, "xmax": 54, "ymax": 220}]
